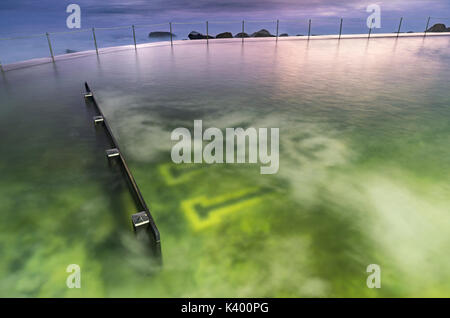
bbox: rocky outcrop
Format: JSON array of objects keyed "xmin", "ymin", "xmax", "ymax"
[
  {"xmin": 426, "ymin": 23, "xmax": 450, "ymax": 32},
  {"xmin": 235, "ymin": 32, "xmax": 250, "ymax": 38},
  {"xmin": 251, "ymin": 29, "xmax": 275, "ymax": 37},
  {"xmin": 188, "ymin": 31, "xmax": 214, "ymax": 40},
  {"xmin": 279, "ymin": 33, "xmax": 289, "ymax": 37},
  {"xmin": 149, "ymin": 31, "xmax": 176, "ymax": 38},
  {"xmin": 216, "ymin": 32, "xmax": 233, "ymax": 38},
  {"xmin": 65, "ymin": 49, "xmax": 77, "ymax": 54}
]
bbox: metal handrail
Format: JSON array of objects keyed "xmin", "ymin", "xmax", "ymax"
[{"xmin": 84, "ymin": 82, "xmax": 162, "ymax": 261}]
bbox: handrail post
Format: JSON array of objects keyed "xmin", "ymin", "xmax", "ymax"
[
  {"xmin": 92, "ymin": 28, "xmax": 99, "ymax": 55},
  {"xmin": 424, "ymin": 16, "xmax": 431, "ymax": 37},
  {"xmin": 46, "ymin": 32, "xmax": 55, "ymax": 62},
  {"xmin": 169, "ymin": 22, "xmax": 173, "ymax": 46},
  {"xmin": 339, "ymin": 18, "xmax": 343, "ymax": 40},
  {"xmin": 132, "ymin": 25, "xmax": 137, "ymax": 50},
  {"xmin": 276, "ymin": 19, "xmax": 279, "ymax": 41},
  {"xmin": 206, "ymin": 21, "xmax": 209, "ymax": 44},
  {"xmin": 308, "ymin": 19, "xmax": 311, "ymax": 40},
  {"xmin": 242, "ymin": 20, "xmax": 245, "ymax": 43},
  {"xmin": 397, "ymin": 17, "xmax": 403, "ymax": 38}
]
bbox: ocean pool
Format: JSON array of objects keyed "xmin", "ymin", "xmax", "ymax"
[{"xmin": 0, "ymin": 36, "xmax": 449, "ymax": 297}]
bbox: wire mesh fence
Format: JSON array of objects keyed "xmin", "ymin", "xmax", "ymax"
[{"xmin": 0, "ymin": 16, "xmax": 449, "ymax": 69}]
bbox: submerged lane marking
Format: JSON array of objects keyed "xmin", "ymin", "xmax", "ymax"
[{"xmin": 181, "ymin": 187, "xmax": 270, "ymax": 230}]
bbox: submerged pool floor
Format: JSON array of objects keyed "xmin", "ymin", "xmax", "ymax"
[{"xmin": 0, "ymin": 36, "xmax": 449, "ymax": 297}]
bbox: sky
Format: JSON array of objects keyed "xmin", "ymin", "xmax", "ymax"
[{"xmin": 0, "ymin": 0, "xmax": 449, "ymax": 35}]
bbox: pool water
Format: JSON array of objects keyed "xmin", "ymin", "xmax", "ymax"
[{"xmin": 0, "ymin": 36, "xmax": 449, "ymax": 297}]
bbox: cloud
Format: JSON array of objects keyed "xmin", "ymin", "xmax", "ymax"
[
  {"xmin": 76, "ymin": 0, "xmax": 450, "ymax": 17},
  {"xmin": 83, "ymin": 0, "xmax": 362, "ymax": 16},
  {"xmin": 1, "ymin": 0, "xmax": 449, "ymax": 27}
]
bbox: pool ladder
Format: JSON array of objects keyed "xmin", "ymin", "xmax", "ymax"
[{"xmin": 83, "ymin": 82, "xmax": 162, "ymax": 263}]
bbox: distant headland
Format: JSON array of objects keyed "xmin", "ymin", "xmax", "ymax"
[{"xmin": 426, "ymin": 23, "xmax": 450, "ymax": 32}]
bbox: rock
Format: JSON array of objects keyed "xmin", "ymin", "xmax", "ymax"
[
  {"xmin": 216, "ymin": 32, "xmax": 233, "ymax": 38},
  {"xmin": 188, "ymin": 31, "xmax": 214, "ymax": 40},
  {"xmin": 251, "ymin": 29, "xmax": 275, "ymax": 37},
  {"xmin": 65, "ymin": 49, "xmax": 77, "ymax": 54},
  {"xmin": 149, "ymin": 31, "xmax": 176, "ymax": 38},
  {"xmin": 235, "ymin": 32, "xmax": 250, "ymax": 38},
  {"xmin": 426, "ymin": 23, "xmax": 450, "ymax": 32},
  {"xmin": 188, "ymin": 31, "xmax": 203, "ymax": 39},
  {"xmin": 279, "ymin": 33, "xmax": 289, "ymax": 37},
  {"xmin": 296, "ymin": 34, "xmax": 305, "ymax": 36}
]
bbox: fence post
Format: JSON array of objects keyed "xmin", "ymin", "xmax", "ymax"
[
  {"xmin": 339, "ymin": 18, "xmax": 343, "ymax": 40},
  {"xmin": 0, "ymin": 61, "xmax": 4, "ymax": 73},
  {"xmin": 92, "ymin": 28, "xmax": 99, "ymax": 55},
  {"xmin": 368, "ymin": 21, "xmax": 373, "ymax": 39},
  {"xmin": 45, "ymin": 32, "xmax": 55, "ymax": 62},
  {"xmin": 242, "ymin": 20, "xmax": 245, "ymax": 43},
  {"xmin": 397, "ymin": 17, "xmax": 403, "ymax": 38},
  {"xmin": 308, "ymin": 19, "xmax": 311, "ymax": 40},
  {"xmin": 206, "ymin": 21, "xmax": 209, "ymax": 44},
  {"xmin": 424, "ymin": 16, "xmax": 431, "ymax": 37},
  {"xmin": 132, "ymin": 25, "xmax": 137, "ymax": 50},
  {"xmin": 276, "ymin": 19, "xmax": 279, "ymax": 41},
  {"xmin": 169, "ymin": 22, "xmax": 173, "ymax": 46}
]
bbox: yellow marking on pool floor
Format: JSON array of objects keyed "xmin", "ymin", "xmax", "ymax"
[
  {"xmin": 181, "ymin": 187, "xmax": 266, "ymax": 231},
  {"xmin": 158, "ymin": 163, "xmax": 203, "ymax": 186}
]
